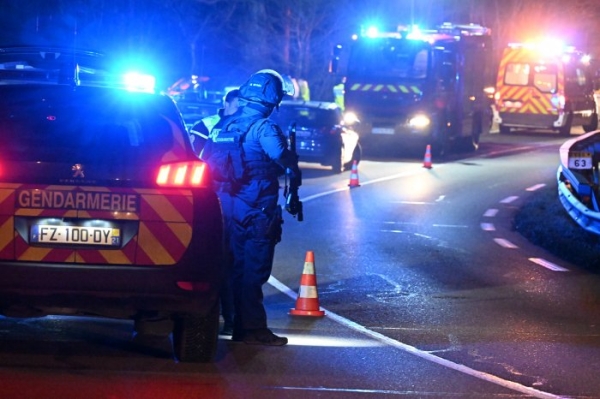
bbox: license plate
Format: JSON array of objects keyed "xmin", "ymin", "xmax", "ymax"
[
  {"xmin": 31, "ymin": 225, "xmax": 121, "ymax": 246},
  {"xmin": 568, "ymin": 151, "xmax": 592, "ymax": 169},
  {"xmin": 372, "ymin": 127, "xmax": 395, "ymax": 135}
]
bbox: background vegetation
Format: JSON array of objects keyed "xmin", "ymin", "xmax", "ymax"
[{"xmin": 2, "ymin": 0, "xmax": 600, "ymax": 98}]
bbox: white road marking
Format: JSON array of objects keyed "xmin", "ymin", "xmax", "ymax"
[
  {"xmin": 494, "ymin": 238, "xmax": 519, "ymax": 248},
  {"xmin": 302, "ymin": 167, "xmax": 428, "ymax": 202},
  {"xmin": 392, "ymin": 201, "xmax": 435, "ymax": 205},
  {"xmin": 269, "ymin": 276, "xmax": 565, "ymax": 399},
  {"xmin": 527, "ymin": 183, "xmax": 546, "ymax": 191},
  {"xmin": 500, "ymin": 196, "xmax": 519, "ymax": 204},
  {"xmin": 529, "ymin": 258, "xmax": 569, "ymax": 272},
  {"xmin": 484, "ymin": 208, "xmax": 499, "ymax": 217},
  {"xmin": 481, "ymin": 223, "xmax": 496, "ymax": 231},
  {"xmin": 274, "ymin": 172, "xmax": 566, "ymax": 398}
]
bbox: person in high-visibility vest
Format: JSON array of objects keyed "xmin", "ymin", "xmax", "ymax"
[
  {"xmin": 189, "ymin": 88, "xmax": 239, "ymax": 156},
  {"xmin": 333, "ymin": 76, "xmax": 346, "ymax": 110},
  {"xmin": 298, "ymin": 79, "xmax": 310, "ymax": 101}
]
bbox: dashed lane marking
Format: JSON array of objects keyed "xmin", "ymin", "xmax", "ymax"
[
  {"xmin": 529, "ymin": 258, "xmax": 569, "ymax": 272},
  {"xmin": 500, "ymin": 195, "xmax": 519, "ymax": 204},
  {"xmin": 484, "ymin": 208, "xmax": 498, "ymax": 217},
  {"xmin": 481, "ymin": 185, "xmax": 570, "ymax": 273},
  {"xmin": 480, "ymin": 223, "xmax": 496, "ymax": 231},
  {"xmin": 494, "ymin": 238, "xmax": 519, "ymax": 248},
  {"xmin": 527, "ymin": 183, "xmax": 546, "ymax": 191}
]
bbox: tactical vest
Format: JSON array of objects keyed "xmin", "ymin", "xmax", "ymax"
[{"xmin": 206, "ymin": 115, "xmax": 280, "ymax": 191}]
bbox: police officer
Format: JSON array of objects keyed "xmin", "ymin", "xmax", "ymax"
[
  {"xmin": 190, "ymin": 88, "xmax": 240, "ymax": 335},
  {"xmin": 333, "ymin": 76, "xmax": 346, "ymax": 110},
  {"xmin": 190, "ymin": 89, "xmax": 240, "ymax": 155},
  {"xmin": 200, "ymin": 69, "xmax": 300, "ymax": 346}
]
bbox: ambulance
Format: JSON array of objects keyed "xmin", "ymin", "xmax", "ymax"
[{"xmin": 493, "ymin": 42, "xmax": 597, "ymax": 136}]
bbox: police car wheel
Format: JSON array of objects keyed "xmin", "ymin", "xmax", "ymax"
[
  {"xmin": 171, "ymin": 302, "xmax": 220, "ymax": 363},
  {"xmin": 331, "ymin": 147, "xmax": 344, "ymax": 174}
]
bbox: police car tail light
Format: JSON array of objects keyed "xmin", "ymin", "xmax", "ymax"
[{"xmin": 156, "ymin": 161, "xmax": 208, "ymax": 187}]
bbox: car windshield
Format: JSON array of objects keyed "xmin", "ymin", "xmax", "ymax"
[
  {"xmin": 271, "ymin": 105, "xmax": 340, "ymax": 131},
  {"xmin": 0, "ymin": 86, "xmax": 174, "ymax": 165},
  {"xmin": 347, "ymin": 38, "xmax": 430, "ymax": 79},
  {"xmin": 177, "ymin": 101, "xmax": 220, "ymax": 125}
]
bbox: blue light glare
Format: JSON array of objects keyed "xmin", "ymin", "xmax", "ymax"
[{"xmin": 122, "ymin": 72, "xmax": 156, "ymax": 93}]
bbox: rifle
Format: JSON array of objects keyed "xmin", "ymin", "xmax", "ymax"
[{"xmin": 284, "ymin": 123, "xmax": 303, "ymax": 221}]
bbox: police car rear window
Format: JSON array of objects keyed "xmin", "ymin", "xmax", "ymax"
[{"xmin": 0, "ymin": 86, "xmax": 174, "ymax": 164}]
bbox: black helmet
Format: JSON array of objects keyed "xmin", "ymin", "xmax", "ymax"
[{"xmin": 239, "ymin": 69, "xmax": 295, "ymax": 107}]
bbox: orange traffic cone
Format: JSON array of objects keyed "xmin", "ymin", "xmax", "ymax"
[
  {"xmin": 423, "ymin": 144, "xmax": 432, "ymax": 169},
  {"xmin": 290, "ymin": 251, "xmax": 325, "ymax": 317},
  {"xmin": 348, "ymin": 160, "xmax": 361, "ymax": 188}
]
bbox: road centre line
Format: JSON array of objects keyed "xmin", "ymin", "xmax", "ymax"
[
  {"xmin": 484, "ymin": 208, "xmax": 498, "ymax": 217},
  {"xmin": 527, "ymin": 183, "xmax": 547, "ymax": 191},
  {"xmin": 480, "ymin": 223, "xmax": 495, "ymax": 231},
  {"xmin": 494, "ymin": 238, "xmax": 519, "ymax": 248},
  {"xmin": 529, "ymin": 258, "xmax": 569, "ymax": 272},
  {"xmin": 485, "ymin": 185, "xmax": 569, "ymax": 273},
  {"xmin": 269, "ymin": 275, "xmax": 565, "ymax": 399},
  {"xmin": 301, "ymin": 166, "xmax": 430, "ymax": 202},
  {"xmin": 500, "ymin": 195, "xmax": 519, "ymax": 204},
  {"xmin": 273, "ymin": 170, "xmax": 565, "ymax": 398}
]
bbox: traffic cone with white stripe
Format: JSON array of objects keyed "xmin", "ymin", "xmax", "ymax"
[
  {"xmin": 423, "ymin": 144, "xmax": 432, "ymax": 169},
  {"xmin": 348, "ymin": 160, "xmax": 361, "ymax": 188},
  {"xmin": 290, "ymin": 251, "xmax": 325, "ymax": 317}
]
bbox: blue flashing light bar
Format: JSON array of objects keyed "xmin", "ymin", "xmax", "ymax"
[{"xmin": 122, "ymin": 72, "xmax": 156, "ymax": 93}]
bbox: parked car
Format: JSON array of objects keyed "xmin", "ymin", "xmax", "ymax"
[
  {"xmin": 270, "ymin": 100, "xmax": 361, "ymax": 173},
  {"xmin": 0, "ymin": 46, "xmax": 225, "ymax": 363}
]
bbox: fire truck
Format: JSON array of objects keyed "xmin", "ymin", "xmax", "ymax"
[
  {"xmin": 493, "ymin": 42, "xmax": 597, "ymax": 136},
  {"xmin": 331, "ymin": 23, "xmax": 493, "ymax": 155}
]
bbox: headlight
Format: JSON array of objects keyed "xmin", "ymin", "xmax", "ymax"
[
  {"xmin": 408, "ymin": 114, "xmax": 430, "ymax": 128},
  {"xmin": 343, "ymin": 111, "xmax": 360, "ymax": 125}
]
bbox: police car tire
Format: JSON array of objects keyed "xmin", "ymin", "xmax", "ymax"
[
  {"xmin": 331, "ymin": 147, "xmax": 344, "ymax": 174},
  {"xmin": 172, "ymin": 302, "xmax": 220, "ymax": 363}
]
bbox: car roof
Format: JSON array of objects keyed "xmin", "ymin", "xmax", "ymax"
[
  {"xmin": 280, "ymin": 99, "xmax": 340, "ymax": 111},
  {"xmin": 0, "ymin": 45, "xmax": 150, "ymax": 91}
]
